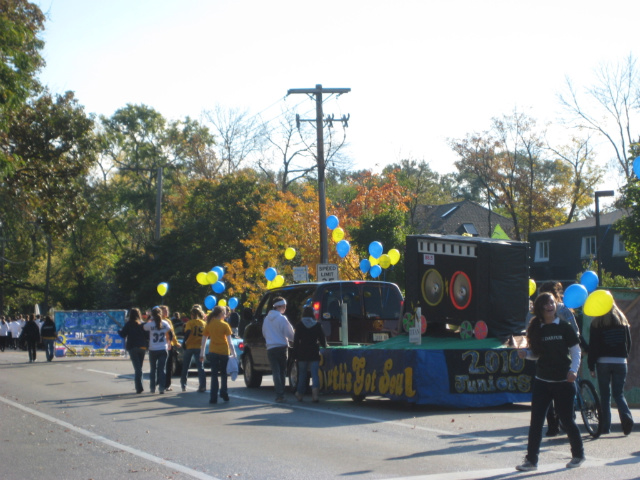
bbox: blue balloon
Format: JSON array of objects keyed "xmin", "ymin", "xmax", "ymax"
[
  {"xmin": 369, "ymin": 241, "xmax": 383, "ymax": 259},
  {"xmin": 563, "ymin": 284, "xmax": 589, "ymax": 309},
  {"xmin": 326, "ymin": 215, "xmax": 339, "ymax": 230},
  {"xmin": 204, "ymin": 295, "xmax": 217, "ymax": 309},
  {"xmin": 213, "ymin": 281, "xmax": 226, "ymax": 294},
  {"xmin": 336, "ymin": 239, "xmax": 350, "ymax": 258},
  {"xmin": 228, "ymin": 297, "xmax": 239, "ymax": 309},
  {"xmin": 212, "ymin": 266, "xmax": 224, "ymax": 279},
  {"xmin": 265, "ymin": 267, "xmax": 277, "ymax": 281},
  {"xmin": 634, "ymin": 156, "xmax": 640, "ymax": 178},
  {"xmin": 580, "ymin": 270, "xmax": 599, "ymax": 293},
  {"xmin": 359, "ymin": 258, "xmax": 371, "ymax": 274},
  {"xmin": 370, "ymin": 264, "xmax": 382, "ymax": 278}
]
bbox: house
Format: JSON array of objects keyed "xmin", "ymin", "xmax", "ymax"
[
  {"xmin": 413, "ymin": 200, "xmax": 516, "ymax": 238},
  {"xmin": 528, "ymin": 209, "xmax": 637, "ymax": 283}
]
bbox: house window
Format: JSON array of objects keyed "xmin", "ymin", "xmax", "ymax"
[
  {"xmin": 581, "ymin": 236, "xmax": 597, "ymax": 258},
  {"xmin": 613, "ymin": 234, "xmax": 628, "ymax": 256},
  {"xmin": 534, "ymin": 240, "xmax": 549, "ymax": 262}
]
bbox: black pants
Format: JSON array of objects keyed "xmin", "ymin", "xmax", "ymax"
[
  {"xmin": 165, "ymin": 348, "xmax": 176, "ymax": 388},
  {"xmin": 0, "ymin": 336, "xmax": 6, "ymax": 351},
  {"xmin": 26, "ymin": 339, "xmax": 38, "ymax": 361}
]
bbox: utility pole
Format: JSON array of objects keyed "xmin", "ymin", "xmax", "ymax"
[
  {"xmin": 155, "ymin": 166, "xmax": 163, "ymax": 241},
  {"xmin": 286, "ymin": 84, "xmax": 350, "ymax": 263}
]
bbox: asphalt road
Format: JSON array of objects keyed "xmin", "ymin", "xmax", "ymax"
[{"xmin": 0, "ymin": 350, "xmax": 639, "ymax": 480}]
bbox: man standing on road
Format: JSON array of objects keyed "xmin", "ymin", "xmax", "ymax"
[{"xmin": 262, "ymin": 297, "xmax": 294, "ymax": 403}]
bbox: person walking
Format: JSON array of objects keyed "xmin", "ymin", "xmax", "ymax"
[
  {"xmin": 144, "ymin": 307, "xmax": 173, "ymax": 394},
  {"xmin": 262, "ymin": 297, "xmax": 294, "ymax": 403},
  {"xmin": 588, "ymin": 301, "xmax": 633, "ymax": 435},
  {"xmin": 160, "ymin": 305, "xmax": 179, "ymax": 391},
  {"xmin": 200, "ymin": 306, "xmax": 235, "ymax": 404},
  {"xmin": 119, "ymin": 308, "xmax": 149, "ymax": 394},
  {"xmin": 181, "ymin": 305, "xmax": 207, "ymax": 393},
  {"xmin": 516, "ymin": 292, "xmax": 585, "ymax": 471},
  {"xmin": 0, "ymin": 316, "xmax": 8, "ymax": 352},
  {"xmin": 40, "ymin": 315, "xmax": 57, "ymax": 362},
  {"xmin": 21, "ymin": 315, "xmax": 41, "ymax": 363},
  {"xmin": 293, "ymin": 306, "xmax": 328, "ymax": 402}
]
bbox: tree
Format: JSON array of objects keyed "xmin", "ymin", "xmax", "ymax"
[
  {"xmin": 559, "ymin": 55, "xmax": 640, "ymax": 180},
  {"xmin": 451, "ymin": 111, "xmax": 576, "ymax": 240},
  {"xmin": 1, "ymin": 90, "xmax": 97, "ymax": 312},
  {"xmin": 382, "ymin": 159, "xmax": 449, "ymax": 231},
  {"xmin": 204, "ymin": 105, "xmax": 267, "ymax": 175},
  {"xmin": 0, "ymin": 0, "xmax": 45, "ymax": 173}
]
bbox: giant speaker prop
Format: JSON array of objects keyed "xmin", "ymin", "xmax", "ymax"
[{"xmin": 404, "ymin": 234, "xmax": 529, "ymax": 338}]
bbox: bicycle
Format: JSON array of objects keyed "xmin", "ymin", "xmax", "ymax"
[{"xmin": 575, "ymin": 376, "xmax": 603, "ymax": 438}]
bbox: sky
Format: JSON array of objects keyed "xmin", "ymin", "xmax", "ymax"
[{"xmin": 32, "ymin": 0, "xmax": 640, "ymax": 201}]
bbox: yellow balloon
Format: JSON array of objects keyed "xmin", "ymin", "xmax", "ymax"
[
  {"xmin": 157, "ymin": 282, "xmax": 168, "ymax": 296},
  {"xmin": 273, "ymin": 274, "xmax": 285, "ymax": 288},
  {"xmin": 529, "ymin": 279, "xmax": 536, "ymax": 297},
  {"xmin": 266, "ymin": 280, "xmax": 274, "ymax": 290},
  {"xmin": 332, "ymin": 227, "xmax": 345, "ymax": 242},
  {"xmin": 196, "ymin": 272, "xmax": 208, "ymax": 285},
  {"xmin": 285, "ymin": 247, "xmax": 296, "ymax": 260},
  {"xmin": 388, "ymin": 248, "xmax": 401, "ymax": 265},
  {"xmin": 206, "ymin": 271, "xmax": 218, "ymax": 284},
  {"xmin": 584, "ymin": 290, "xmax": 614, "ymax": 317},
  {"xmin": 218, "ymin": 299, "xmax": 227, "ymax": 307},
  {"xmin": 369, "ymin": 255, "xmax": 379, "ymax": 266},
  {"xmin": 379, "ymin": 254, "xmax": 391, "ymax": 269}
]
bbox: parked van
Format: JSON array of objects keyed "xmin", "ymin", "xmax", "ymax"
[{"xmin": 242, "ymin": 280, "xmax": 403, "ymax": 389}]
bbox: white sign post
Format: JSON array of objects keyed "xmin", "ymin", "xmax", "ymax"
[
  {"xmin": 293, "ymin": 266, "xmax": 309, "ymax": 283},
  {"xmin": 316, "ymin": 263, "xmax": 339, "ymax": 282},
  {"xmin": 409, "ymin": 307, "xmax": 422, "ymax": 345}
]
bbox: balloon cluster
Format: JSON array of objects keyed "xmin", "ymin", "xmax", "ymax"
[
  {"xmin": 327, "ymin": 215, "xmax": 351, "ymax": 259},
  {"xmin": 563, "ymin": 270, "xmax": 614, "ymax": 317},
  {"xmin": 196, "ymin": 266, "xmax": 238, "ymax": 311},
  {"xmin": 264, "ymin": 267, "xmax": 285, "ymax": 289},
  {"xmin": 359, "ymin": 241, "xmax": 401, "ymax": 279}
]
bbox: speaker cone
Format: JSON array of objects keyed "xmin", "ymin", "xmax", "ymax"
[
  {"xmin": 450, "ymin": 271, "xmax": 472, "ymax": 310},
  {"xmin": 421, "ymin": 269, "xmax": 444, "ymax": 306}
]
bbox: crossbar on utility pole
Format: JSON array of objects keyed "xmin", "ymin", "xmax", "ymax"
[{"xmin": 286, "ymin": 84, "xmax": 350, "ymax": 264}]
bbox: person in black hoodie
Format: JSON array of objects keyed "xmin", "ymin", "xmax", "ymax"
[
  {"xmin": 21, "ymin": 315, "xmax": 41, "ymax": 363},
  {"xmin": 293, "ymin": 306, "xmax": 328, "ymax": 402},
  {"xmin": 588, "ymin": 301, "xmax": 633, "ymax": 435},
  {"xmin": 119, "ymin": 308, "xmax": 150, "ymax": 394},
  {"xmin": 40, "ymin": 315, "xmax": 57, "ymax": 361}
]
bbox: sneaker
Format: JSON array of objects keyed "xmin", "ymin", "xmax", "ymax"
[
  {"xmin": 181, "ymin": 385, "xmax": 186, "ymax": 392},
  {"xmin": 159, "ymin": 390, "xmax": 165, "ymax": 395},
  {"xmin": 275, "ymin": 396, "xmax": 286, "ymax": 403},
  {"xmin": 197, "ymin": 387, "xmax": 206, "ymax": 393},
  {"xmin": 566, "ymin": 457, "xmax": 585, "ymax": 468},
  {"xmin": 516, "ymin": 458, "xmax": 537, "ymax": 472},
  {"xmin": 209, "ymin": 399, "xmax": 217, "ymax": 404},
  {"xmin": 165, "ymin": 387, "xmax": 172, "ymax": 392},
  {"xmin": 545, "ymin": 428, "xmax": 559, "ymax": 437},
  {"xmin": 220, "ymin": 393, "xmax": 229, "ymax": 402},
  {"xmin": 295, "ymin": 392, "xmax": 303, "ymax": 402}
]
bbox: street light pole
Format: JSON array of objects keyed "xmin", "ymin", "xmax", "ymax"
[{"xmin": 595, "ymin": 190, "xmax": 615, "ymax": 283}]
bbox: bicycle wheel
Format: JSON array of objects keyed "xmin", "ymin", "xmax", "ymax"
[{"xmin": 579, "ymin": 379, "xmax": 603, "ymax": 438}]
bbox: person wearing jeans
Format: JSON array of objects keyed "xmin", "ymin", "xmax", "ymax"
[
  {"xmin": 262, "ymin": 297, "xmax": 294, "ymax": 402},
  {"xmin": 516, "ymin": 292, "xmax": 585, "ymax": 472},
  {"xmin": 181, "ymin": 305, "xmax": 207, "ymax": 392},
  {"xmin": 588, "ymin": 302, "xmax": 633, "ymax": 435},
  {"xmin": 119, "ymin": 308, "xmax": 149, "ymax": 393},
  {"xmin": 40, "ymin": 315, "xmax": 58, "ymax": 362},
  {"xmin": 294, "ymin": 306, "xmax": 327, "ymax": 402},
  {"xmin": 200, "ymin": 306, "xmax": 235, "ymax": 404},
  {"xmin": 143, "ymin": 307, "xmax": 172, "ymax": 394}
]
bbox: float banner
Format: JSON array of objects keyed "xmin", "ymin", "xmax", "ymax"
[
  {"xmin": 320, "ymin": 346, "xmax": 535, "ymax": 408},
  {"xmin": 54, "ymin": 310, "xmax": 127, "ymax": 356}
]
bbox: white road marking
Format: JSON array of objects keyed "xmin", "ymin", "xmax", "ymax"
[{"xmin": 0, "ymin": 395, "xmax": 220, "ymax": 480}]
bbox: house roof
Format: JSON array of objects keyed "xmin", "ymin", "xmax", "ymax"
[
  {"xmin": 533, "ymin": 209, "xmax": 628, "ymax": 234},
  {"xmin": 413, "ymin": 200, "xmax": 515, "ymax": 238}
]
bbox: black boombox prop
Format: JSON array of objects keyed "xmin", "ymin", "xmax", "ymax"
[{"xmin": 404, "ymin": 234, "xmax": 530, "ymax": 338}]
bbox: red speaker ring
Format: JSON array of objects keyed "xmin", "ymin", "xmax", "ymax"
[{"xmin": 450, "ymin": 271, "xmax": 472, "ymax": 310}]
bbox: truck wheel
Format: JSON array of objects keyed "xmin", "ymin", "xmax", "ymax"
[{"xmin": 243, "ymin": 354, "xmax": 262, "ymax": 388}]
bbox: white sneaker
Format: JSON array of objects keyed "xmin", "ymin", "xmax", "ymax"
[{"xmin": 566, "ymin": 457, "xmax": 585, "ymax": 468}]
